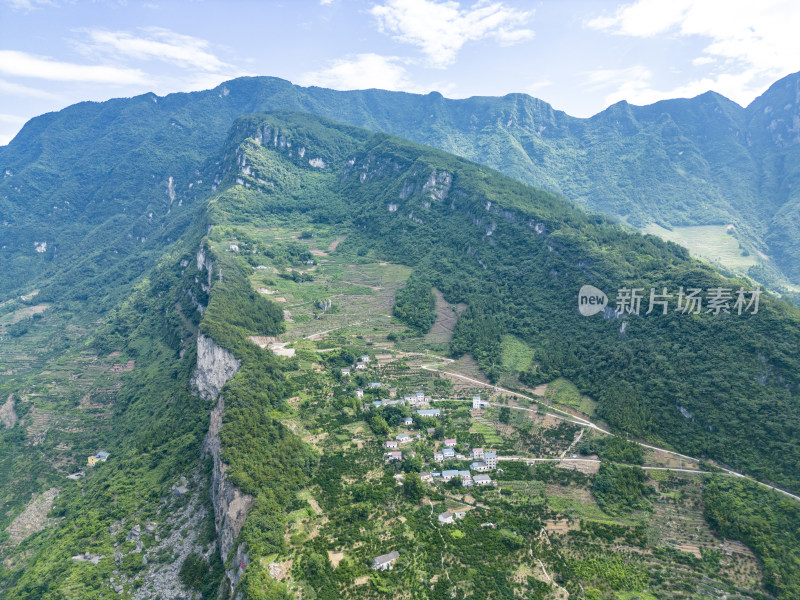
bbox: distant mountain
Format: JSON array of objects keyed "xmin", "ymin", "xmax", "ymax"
[
  {"xmin": 4, "ymin": 72, "xmax": 800, "ymax": 303},
  {"xmin": 3, "ymin": 101, "xmax": 800, "ymax": 599}
]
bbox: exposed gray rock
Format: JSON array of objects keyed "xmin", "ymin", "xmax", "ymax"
[
  {"xmin": 192, "ymin": 326, "xmax": 251, "ymax": 597},
  {"xmin": 192, "ymin": 335, "xmax": 240, "ymax": 401},
  {"xmin": 203, "ymin": 395, "xmax": 252, "ymax": 565},
  {"xmin": 422, "ymin": 169, "xmax": 452, "ymax": 202},
  {"xmin": 0, "ymin": 394, "xmax": 17, "ymax": 428}
]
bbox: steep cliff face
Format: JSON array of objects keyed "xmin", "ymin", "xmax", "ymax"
[
  {"xmin": 192, "ymin": 331, "xmax": 251, "ymax": 597},
  {"xmin": 192, "ymin": 334, "xmax": 240, "ymax": 401}
]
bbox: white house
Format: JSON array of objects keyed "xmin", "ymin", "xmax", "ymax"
[
  {"xmin": 396, "ymin": 433, "xmax": 412, "ymax": 444},
  {"xmin": 433, "ymin": 451, "xmax": 444, "ymax": 463},
  {"xmin": 355, "ymin": 362, "xmax": 366, "ymax": 371},
  {"xmin": 355, "ymin": 389, "xmax": 364, "ymax": 399},
  {"xmin": 484, "ymin": 452, "xmax": 497, "ymax": 469},
  {"xmin": 403, "ymin": 417, "xmax": 414, "ymax": 426},
  {"xmin": 361, "ymin": 355, "xmax": 371, "ymax": 363},
  {"xmin": 471, "ymin": 461, "xmax": 490, "ymax": 472},
  {"xmin": 442, "ymin": 448, "xmax": 455, "ymax": 459},
  {"xmin": 441, "ymin": 470, "xmax": 460, "ymax": 482},
  {"xmin": 385, "ymin": 440, "xmax": 399, "ymax": 449},
  {"xmin": 474, "ymin": 474, "xmax": 493, "ymax": 486},
  {"xmin": 471, "ymin": 447, "xmax": 484, "ymax": 460},
  {"xmin": 444, "ymin": 438, "xmax": 457, "ymax": 448},
  {"xmin": 385, "ymin": 451, "xmax": 403, "ymax": 462},
  {"xmin": 420, "ymin": 472, "xmax": 433, "ymax": 482},
  {"xmin": 341, "ymin": 368, "xmax": 351, "ymax": 377},
  {"xmin": 372, "ymin": 551, "xmax": 400, "ymax": 571},
  {"xmin": 438, "ymin": 511, "xmax": 454, "ymax": 524},
  {"xmin": 417, "ymin": 408, "xmax": 440, "ymax": 417}
]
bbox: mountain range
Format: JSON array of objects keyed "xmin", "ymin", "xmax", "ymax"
[
  {"xmin": 4, "ymin": 71, "xmax": 800, "ymax": 300},
  {"xmin": 1, "ymin": 76, "xmax": 800, "ymax": 599}
]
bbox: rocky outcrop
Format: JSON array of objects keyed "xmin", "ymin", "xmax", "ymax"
[
  {"xmin": 422, "ymin": 169, "xmax": 452, "ymax": 202},
  {"xmin": 192, "ymin": 334, "xmax": 240, "ymax": 401},
  {"xmin": 192, "ymin": 332, "xmax": 251, "ymax": 597},
  {"xmin": 196, "ymin": 246, "xmax": 214, "ymax": 292},
  {"xmin": 203, "ymin": 395, "xmax": 252, "ymax": 565},
  {"xmin": 0, "ymin": 394, "xmax": 17, "ymax": 428}
]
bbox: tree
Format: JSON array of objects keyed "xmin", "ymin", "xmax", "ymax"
[
  {"xmin": 368, "ymin": 414, "xmax": 390, "ymax": 436},
  {"xmin": 403, "ymin": 472, "xmax": 425, "ymax": 503}
]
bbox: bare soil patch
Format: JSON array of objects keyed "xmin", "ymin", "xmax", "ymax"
[
  {"xmin": 5, "ymin": 487, "xmax": 60, "ymax": 546},
  {"xmin": 424, "ymin": 288, "xmax": 466, "ymax": 345}
]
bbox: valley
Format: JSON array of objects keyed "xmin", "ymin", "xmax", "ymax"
[{"xmin": 2, "ymin": 107, "xmax": 800, "ymax": 600}]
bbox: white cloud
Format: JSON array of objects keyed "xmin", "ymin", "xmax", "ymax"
[
  {"xmin": 0, "ymin": 112, "xmax": 27, "ymax": 124},
  {"xmin": 525, "ymin": 78, "xmax": 553, "ymax": 95},
  {"xmin": 370, "ymin": 0, "xmax": 533, "ymax": 68},
  {"xmin": 298, "ymin": 53, "xmax": 431, "ymax": 92},
  {"xmin": 0, "ymin": 50, "xmax": 149, "ymax": 84},
  {"xmin": 78, "ymin": 27, "xmax": 234, "ymax": 73},
  {"xmin": 584, "ymin": 64, "xmax": 769, "ymax": 110},
  {"xmin": 587, "ymin": 0, "xmax": 800, "ymax": 107},
  {"xmin": 1, "ymin": 0, "xmax": 55, "ymax": 10},
  {"xmin": 0, "ymin": 77, "xmax": 59, "ymax": 99}
]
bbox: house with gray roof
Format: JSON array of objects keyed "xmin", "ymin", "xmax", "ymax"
[{"xmin": 372, "ymin": 551, "xmax": 400, "ymax": 570}]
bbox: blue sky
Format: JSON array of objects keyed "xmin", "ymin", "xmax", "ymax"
[{"xmin": 1, "ymin": 0, "xmax": 799, "ymax": 145}]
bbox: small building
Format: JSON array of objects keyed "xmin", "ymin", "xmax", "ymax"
[
  {"xmin": 369, "ymin": 382, "xmax": 382, "ymax": 389},
  {"xmin": 355, "ymin": 362, "xmax": 366, "ymax": 371},
  {"xmin": 433, "ymin": 451, "xmax": 444, "ymax": 463},
  {"xmin": 389, "ymin": 387, "xmax": 398, "ymax": 398},
  {"xmin": 442, "ymin": 448, "xmax": 455, "ymax": 459},
  {"xmin": 458, "ymin": 470, "xmax": 471, "ymax": 482},
  {"xmin": 355, "ymin": 389, "xmax": 364, "ymax": 399},
  {"xmin": 420, "ymin": 472, "xmax": 433, "ymax": 482},
  {"xmin": 341, "ymin": 368, "xmax": 351, "ymax": 377},
  {"xmin": 385, "ymin": 451, "xmax": 403, "ymax": 462},
  {"xmin": 484, "ymin": 451, "xmax": 497, "ymax": 469},
  {"xmin": 87, "ymin": 451, "xmax": 110, "ymax": 466},
  {"xmin": 426, "ymin": 427, "xmax": 436, "ymax": 436},
  {"xmin": 438, "ymin": 511, "xmax": 454, "ymax": 524},
  {"xmin": 471, "ymin": 447, "xmax": 484, "ymax": 460},
  {"xmin": 403, "ymin": 417, "xmax": 414, "ymax": 426},
  {"xmin": 417, "ymin": 408, "xmax": 440, "ymax": 417},
  {"xmin": 472, "ymin": 396, "xmax": 489, "ymax": 410},
  {"xmin": 444, "ymin": 438, "xmax": 457, "ymax": 448},
  {"xmin": 396, "ymin": 433, "xmax": 412, "ymax": 444},
  {"xmin": 454, "ymin": 510, "xmax": 467, "ymax": 519},
  {"xmin": 474, "ymin": 474, "xmax": 493, "ymax": 486},
  {"xmin": 361, "ymin": 355, "xmax": 371, "ymax": 363},
  {"xmin": 441, "ymin": 469, "xmax": 460, "ymax": 482},
  {"xmin": 372, "ymin": 551, "xmax": 400, "ymax": 571},
  {"xmin": 385, "ymin": 440, "xmax": 399, "ymax": 449},
  {"xmin": 471, "ymin": 461, "xmax": 491, "ymax": 472}
]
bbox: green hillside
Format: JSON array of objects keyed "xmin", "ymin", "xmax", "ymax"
[
  {"xmin": 2, "ymin": 109, "xmax": 800, "ymax": 599},
  {"xmin": 4, "ymin": 72, "xmax": 800, "ymax": 302}
]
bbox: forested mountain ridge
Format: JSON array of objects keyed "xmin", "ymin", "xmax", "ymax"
[
  {"xmin": 2, "ymin": 102, "xmax": 800, "ymax": 597},
  {"xmin": 3, "ymin": 71, "xmax": 800, "ymax": 302}
]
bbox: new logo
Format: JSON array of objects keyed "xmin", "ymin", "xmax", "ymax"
[{"xmin": 578, "ymin": 285, "xmax": 608, "ymax": 316}]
